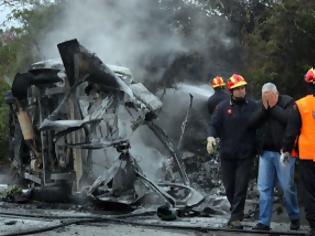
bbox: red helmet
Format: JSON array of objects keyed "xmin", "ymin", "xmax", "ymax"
[
  {"xmin": 304, "ymin": 68, "xmax": 315, "ymax": 84},
  {"xmin": 227, "ymin": 74, "xmax": 247, "ymax": 90},
  {"xmin": 210, "ymin": 76, "xmax": 225, "ymax": 88}
]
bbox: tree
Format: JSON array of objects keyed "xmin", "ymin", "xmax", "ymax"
[
  {"xmin": 0, "ymin": 0, "xmax": 61, "ymax": 160},
  {"xmin": 243, "ymin": 0, "xmax": 315, "ymax": 98}
]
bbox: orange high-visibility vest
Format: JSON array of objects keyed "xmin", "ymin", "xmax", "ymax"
[{"xmin": 296, "ymin": 95, "xmax": 315, "ymax": 161}]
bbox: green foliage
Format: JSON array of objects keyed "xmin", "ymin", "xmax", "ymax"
[
  {"xmin": 243, "ymin": 0, "xmax": 315, "ymax": 98},
  {"xmin": 0, "ymin": 184, "xmax": 23, "ymax": 202},
  {"xmin": 0, "ymin": 0, "xmax": 61, "ymax": 160},
  {"xmin": 0, "ymin": 81, "xmax": 9, "ymax": 160}
]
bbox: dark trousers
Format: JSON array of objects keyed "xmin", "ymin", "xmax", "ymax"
[
  {"xmin": 221, "ymin": 158, "xmax": 253, "ymax": 221},
  {"xmin": 300, "ymin": 160, "xmax": 315, "ymax": 228}
]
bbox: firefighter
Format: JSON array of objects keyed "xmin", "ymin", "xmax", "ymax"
[
  {"xmin": 207, "ymin": 74, "xmax": 258, "ymax": 229},
  {"xmin": 208, "ymin": 76, "xmax": 229, "ymax": 115},
  {"xmin": 283, "ymin": 68, "xmax": 315, "ymax": 236},
  {"xmin": 249, "ymin": 82, "xmax": 300, "ymax": 231}
]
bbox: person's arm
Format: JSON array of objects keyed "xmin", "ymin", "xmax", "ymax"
[
  {"xmin": 247, "ymin": 102, "xmax": 268, "ymax": 129},
  {"xmin": 206, "ymin": 103, "xmax": 224, "ymax": 154},
  {"xmin": 207, "ymin": 97, "xmax": 214, "ymax": 114},
  {"xmin": 282, "ymin": 104, "xmax": 301, "ymax": 152},
  {"xmin": 269, "ymin": 105, "xmax": 287, "ymax": 123},
  {"xmin": 269, "ymin": 99, "xmax": 294, "ymax": 124},
  {"xmin": 207, "ymin": 103, "xmax": 223, "ymax": 138}
]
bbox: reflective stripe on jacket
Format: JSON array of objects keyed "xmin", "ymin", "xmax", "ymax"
[{"xmin": 296, "ymin": 95, "xmax": 315, "ymax": 161}]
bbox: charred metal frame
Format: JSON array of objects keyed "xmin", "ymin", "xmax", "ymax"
[{"xmin": 5, "ymin": 39, "xmax": 204, "ymax": 209}]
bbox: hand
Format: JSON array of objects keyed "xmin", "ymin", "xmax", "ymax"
[
  {"xmin": 262, "ymin": 93, "xmax": 269, "ymax": 109},
  {"xmin": 206, "ymin": 137, "xmax": 216, "ymax": 155},
  {"xmin": 267, "ymin": 92, "xmax": 278, "ymax": 108},
  {"xmin": 280, "ymin": 151, "xmax": 290, "ymax": 166}
]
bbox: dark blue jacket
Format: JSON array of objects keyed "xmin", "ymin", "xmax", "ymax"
[
  {"xmin": 208, "ymin": 97, "xmax": 259, "ymax": 160},
  {"xmin": 207, "ymin": 89, "xmax": 230, "ymax": 115}
]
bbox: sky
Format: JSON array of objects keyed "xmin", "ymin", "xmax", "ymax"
[
  {"xmin": 0, "ymin": 4, "xmax": 9, "ymax": 28},
  {"xmin": 0, "ymin": 4, "xmax": 20, "ymax": 29},
  {"xmin": 0, "ymin": 1, "xmax": 42, "ymax": 29}
]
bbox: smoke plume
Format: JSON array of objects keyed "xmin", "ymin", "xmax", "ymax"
[
  {"xmin": 37, "ymin": 0, "xmax": 237, "ymax": 83},
  {"xmin": 34, "ymin": 0, "xmax": 235, "ymax": 181}
]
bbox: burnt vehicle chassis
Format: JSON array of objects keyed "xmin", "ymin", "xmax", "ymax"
[{"xmin": 5, "ymin": 39, "xmax": 203, "ymax": 209}]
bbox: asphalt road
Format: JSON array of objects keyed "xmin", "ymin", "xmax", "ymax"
[{"xmin": 0, "ymin": 203, "xmax": 309, "ymax": 236}]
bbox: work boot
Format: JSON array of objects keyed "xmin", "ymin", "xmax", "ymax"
[
  {"xmin": 252, "ymin": 223, "xmax": 270, "ymax": 231},
  {"xmin": 227, "ymin": 220, "xmax": 243, "ymax": 229},
  {"xmin": 290, "ymin": 219, "xmax": 300, "ymax": 230}
]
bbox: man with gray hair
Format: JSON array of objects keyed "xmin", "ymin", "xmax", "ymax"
[{"xmin": 249, "ymin": 82, "xmax": 300, "ymax": 231}]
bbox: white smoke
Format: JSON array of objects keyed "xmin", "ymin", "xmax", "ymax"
[
  {"xmin": 38, "ymin": 0, "xmax": 182, "ymax": 79},
  {"xmin": 155, "ymin": 83, "xmax": 213, "ymax": 143},
  {"xmin": 176, "ymin": 83, "xmax": 213, "ymax": 98},
  {"xmin": 34, "ymin": 0, "xmax": 233, "ymax": 182},
  {"xmin": 36, "ymin": 0, "xmax": 234, "ymax": 82}
]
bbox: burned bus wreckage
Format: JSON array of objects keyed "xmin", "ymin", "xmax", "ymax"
[{"xmin": 4, "ymin": 39, "xmax": 204, "ymax": 212}]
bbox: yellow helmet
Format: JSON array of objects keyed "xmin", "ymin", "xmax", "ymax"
[
  {"xmin": 210, "ymin": 76, "xmax": 225, "ymax": 88},
  {"xmin": 227, "ymin": 74, "xmax": 247, "ymax": 90}
]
